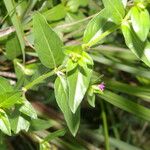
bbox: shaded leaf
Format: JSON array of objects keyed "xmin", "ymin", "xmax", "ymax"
[
  {"xmin": 42, "ymin": 129, "xmax": 66, "ymax": 142},
  {"xmin": 99, "ymin": 90, "xmax": 150, "ymax": 121},
  {"xmin": 10, "ymin": 111, "xmax": 30, "ymax": 134},
  {"xmin": 19, "ymin": 99, "xmax": 37, "ymax": 119},
  {"xmin": 43, "ymin": 4, "xmax": 66, "ymax": 21},
  {"xmin": 3, "ymin": 0, "xmax": 25, "ymax": 61},
  {"xmin": 67, "ymin": 0, "xmax": 88, "ymax": 12},
  {"xmin": 6, "ymin": 35, "xmax": 22, "ymax": 60},
  {"xmin": 30, "ymin": 119, "xmax": 52, "ymax": 131},
  {"xmin": 106, "ymin": 80, "xmax": 150, "ymax": 101}
]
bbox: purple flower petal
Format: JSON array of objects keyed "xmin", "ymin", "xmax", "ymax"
[{"xmin": 98, "ymin": 82, "xmax": 105, "ymax": 91}]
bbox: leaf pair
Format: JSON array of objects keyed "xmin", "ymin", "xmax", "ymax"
[
  {"xmin": 54, "ymin": 50, "xmax": 93, "ymax": 136},
  {"xmin": 121, "ymin": 22, "xmax": 150, "ymax": 67},
  {"xmin": 0, "ymin": 77, "xmax": 37, "ymax": 135},
  {"xmin": 121, "ymin": 5, "xmax": 150, "ymax": 67},
  {"xmin": 54, "ymin": 75, "xmax": 80, "ymax": 136},
  {"xmin": 83, "ymin": 0, "xmax": 125, "ymax": 47}
]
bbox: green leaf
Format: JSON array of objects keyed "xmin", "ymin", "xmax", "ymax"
[
  {"xmin": 54, "ymin": 75, "xmax": 80, "ymax": 136},
  {"xmin": 33, "ymin": 12, "xmax": 65, "ymax": 69},
  {"xmin": 67, "ymin": 0, "xmax": 88, "ymax": 12},
  {"xmin": 3, "ymin": 0, "xmax": 25, "ymax": 63},
  {"xmin": 144, "ymin": 42, "xmax": 150, "ymax": 62},
  {"xmin": 10, "ymin": 111, "xmax": 30, "ymax": 134},
  {"xmin": 0, "ymin": 77, "xmax": 13, "ymax": 94},
  {"xmin": 19, "ymin": 99, "xmax": 37, "ymax": 119},
  {"xmin": 131, "ymin": 7, "xmax": 150, "ymax": 41},
  {"xmin": 42, "ymin": 129, "xmax": 66, "ymax": 143},
  {"xmin": 30, "ymin": 119, "xmax": 52, "ymax": 131},
  {"xmin": 91, "ymin": 53, "xmax": 150, "ymax": 78},
  {"xmin": 102, "ymin": 0, "xmax": 125, "ymax": 23},
  {"xmin": 121, "ymin": 22, "xmax": 150, "ymax": 67},
  {"xmin": 67, "ymin": 52, "xmax": 93, "ymax": 113},
  {"xmin": 6, "ymin": 35, "xmax": 22, "ymax": 60},
  {"xmin": 83, "ymin": 9, "xmax": 117, "ymax": 45},
  {"xmin": 0, "ymin": 92, "xmax": 22, "ymax": 109},
  {"xmin": 0, "ymin": 109, "xmax": 11, "ymax": 136},
  {"xmin": 84, "ymin": 129, "xmax": 142, "ymax": 150},
  {"xmin": 43, "ymin": 4, "xmax": 67, "ymax": 21},
  {"xmin": 99, "ymin": 90, "xmax": 150, "ymax": 121},
  {"xmin": 106, "ymin": 80, "xmax": 150, "ymax": 101},
  {"xmin": 87, "ymin": 87, "xmax": 96, "ymax": 107}
]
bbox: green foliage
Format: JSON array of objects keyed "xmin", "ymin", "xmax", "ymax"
[
  {"xmin": 3, "ymin": 0, "xmax": 25, "ymax": 63},
  {"xmin": 0, "ymin": 0, "xmax": 150, "ymax": 149},
  {"xmin": 0, "ymin": 109, "xmax": 11, "ymax": 135},
  {"xmin": 54, "ymin": 75, "xmax": 80, "ymax": 136},
  {"xmin": 33, "ymin": 12, "xmax": 65, "ymax": 69}
]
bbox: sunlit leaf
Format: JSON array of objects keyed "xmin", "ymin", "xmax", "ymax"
[
  {"xmin": 121, "ymin": 21, "xmax": 150, "ymax": 67},
  {"xmin": 102, "ymin": 0, "xmax": 125, "ymax": 23},
  {"xmin": 0, "ymin": 109, "xmax": 11, "ymax": 135},
  {"xmin": 131, "ymin": 6, "xmax": 150, "ymax": 41},
  {"xmin": 83, "ymin": 9, "xmax": 116, "ymax": 44},
  {"xmin": 33, "ymin": 12, "xmax": 65, "ymax": 68},
  {"xmin": 54, "ymin": 75, "xmax": 80, "ymax": 136},
  {"xmin": 67, "ymin": 52, "xmax": 93, "ymax": 113}
]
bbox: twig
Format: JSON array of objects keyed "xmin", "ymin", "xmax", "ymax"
[
  {"xmin": 0, "ymin": 71, "xmax": 16, "ymax": 79},
  {"xmin": 0, "ymin": 27, "xmax": 15, "ymax": 38}
]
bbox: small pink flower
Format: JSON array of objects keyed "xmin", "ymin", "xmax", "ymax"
[{"xmin": 98, "ymin": 82, "xmax": 105, "ymax": 91}]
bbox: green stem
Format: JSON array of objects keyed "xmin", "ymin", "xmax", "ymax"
[
  {"xmin": 100, "ymin": 100, "xmax": 110, "ymax": 150},
  {"xmin": 24, "ymin": 69, "xmax": 55, "ymax": 91},
  {"xmin": 106, "ymin": 104, "xmax": 120, "ymax": 140}
]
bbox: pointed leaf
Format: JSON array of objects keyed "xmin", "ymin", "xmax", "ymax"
[
  {"xmin": 43, "ymin": 4, "xmax": 67, "ymax": 21},
  {"xmin": 0, "ymin": 92, "xmax": 22, "ymax": 109},
  {"xmin": 102, "ymin": 0, "xmax": 125, "ymax": 23},
  {"xmin": 6, "ymin": 35, "xmax": 22, "ymax": 60},
  {"xmin": 67, "ymin": 52, "xmax": 93, "ymax": 113},
  {"xmin": 54, "ymin": 75, "xmax": 80, "ymax": 136},
  {"xmin": 0, "ymin": 77, "xmax": 13, "ymax": 94},
  {"xmin": 87, "ymin": 87, "xmax": 95, "ymax": 107},
  {"xmin": 121, "ymin": 22, "xmax": 150, "ymax": 67},
  {"xmin": 0, "ymin": 109, "xmax": 11, "ymax": 135},
  {"xmin": 42, "ymin": 129, "xmax": 66, "ymax": 142},
  {"xmin": 30, "ymin": 119, "xmax": 52, "ymax": 131},
  {"xmin": 99, "ymin": 90, "xmax": 150, "ymax": 121},
  {"xmin": 33, "ymin": 12, "xmax": 65, "ymax": 68},
  {"xmin": 83, "ymin": 9, "xmax": 116, "ymax": 44},
  {"xmin": 131, "ymin": 7, "xmax": 150, "ymax": 41},
  {"xmin": 10, "ymin": 112, "xmax": 30, "ymax": 134},
  {"xmin": 19, "ymin": 99, "xmax": 37, "ymax": 119}
]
